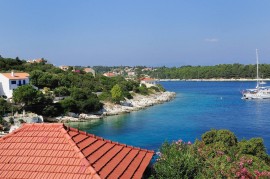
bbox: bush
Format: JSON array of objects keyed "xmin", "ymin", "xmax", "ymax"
[
  {"xmin": 157, "ymin": 84, "xmax": 166, "ymax": 92},
  {"xmin": 202, "ymin": 129, "xmax": 237, "ymax": 146},
  {"xmin": 138, "ymin": 84, "xmax": 149, "ymax": 95},
  {"xmin": 54, "ymin": 86, "xmax": 70, "ymax": 97},
  {"xmin": 149, "ymin": 86, "xmax": 160, "ymax": 92},
  {"xmin": 238, "ymin": 138, "xmax": 270, "ymax": 162},
  {"xmin": 0, "ymin": 116, "xmax": 3, "ymax": 125},
  {"xmin": 78, "ymin": 97, "xmax": 103, "ymax": 113},
  {"xmin": 98, "ymin": 91, "xmax": 112, "ymax": 101},
  {"xmin": 9, "ymin": 117, "xmax": 14, "ymax": 125},
  {"xmin": 123, "ymin": 91, "xmax": 133, "ymax": 99},
  {"xmin": 152, "ymin": 129, "xmax": 270, "ymax": 178},
  {"xmin": 42, "ymin": 104, "xmax": 63, "ymax": 117},
  {"xmin": 152, "ymin": 141, "xmax": 201, "ymax": 179},
  {"xmin": 60, "ymin": 97, "xmax": 78, "ymax": 113}
]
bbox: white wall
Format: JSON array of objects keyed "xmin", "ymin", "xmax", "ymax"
[{"xmin": 0, "ymin": 74, "xmax": 30, "ymax": 98}]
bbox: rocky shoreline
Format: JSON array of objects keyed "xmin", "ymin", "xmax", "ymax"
[
  {"xmin": 57, "ymin": 91, "xmax": 176, "ymax": 122},
  {"xmin": 102, "ymin": 91, "xmax": 176, "ymax": 116}
]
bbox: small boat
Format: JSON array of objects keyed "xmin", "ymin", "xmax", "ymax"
[{"xmin": 242, "ymin": 49, "xmax": 270, "ymax": 99}]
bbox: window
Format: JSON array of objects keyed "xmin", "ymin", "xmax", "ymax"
[
  {"xmin": 11, "ymin": 81, "xmax": 16, "ymax": 84},
  {"xmin": 23, "ymin": 80, "xmax": 26, "ymax": 85}
]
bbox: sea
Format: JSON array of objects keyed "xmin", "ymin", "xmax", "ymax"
[{"xmin": 68, "ymin": 81, "xmax": 270, "ymax": 152}]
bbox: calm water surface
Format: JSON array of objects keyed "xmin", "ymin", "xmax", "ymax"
[{"xmin": 68, "ymin": 81, "xmax": 270, "ymax": 152}]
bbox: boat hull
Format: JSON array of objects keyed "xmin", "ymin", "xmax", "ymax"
[{"xmin": 242, "ymin": 91, "xmax": 270, "ymax": 99}]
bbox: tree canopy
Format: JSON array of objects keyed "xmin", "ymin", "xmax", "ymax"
[{"xmin": 151, "ymin": 129, "xmax": 270, "ymax": 178}]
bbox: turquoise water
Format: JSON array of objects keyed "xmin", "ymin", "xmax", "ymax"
[{"xmin": 68, "ymin": 81, "xmax": 270, "ymax": 152}]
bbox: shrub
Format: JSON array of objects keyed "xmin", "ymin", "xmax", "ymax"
[
  {"xmin": 149, "ymin": 86, "xmax": 160, "ymax": 92},
  {"xmin": 123, "ymin": 91, "xmax": 133, "ymax": 99},
  {"xmin": 152, "ymin": 141, "xmax": 201, "ymax": 179},
  {"xmin": 152, "ymin": 129, "xmax": 270, "ymax": 178},
  {"xmin": 0, "ymin": 116, "xmax": 3, "ymax": 125},
  {"xmin": 98, "ymin": 91, "xmax": 112, "ymax": 101},
  {"xmin": 9, "ymin": 117, "xmax": 14, "ymax": 125},
  {"xmin": 238, "ymin": 138, "xmax": 270, "ymax": 162},
  {"xmin": 138, "ymin": 84, "xmax": 149, "ymax": 95},
  {"xmin": 202, "ymin": 129, "xmax": 237, "ymax": 146},
  {"xmin": 157, "ymin": 84, "xmax": 166, "ymax": 92}
]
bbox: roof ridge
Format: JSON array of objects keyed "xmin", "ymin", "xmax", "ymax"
[
  {"xmin": 0, "ymin": 125, "xmax": 24, "ymax": 142},
  {"xmin": 68, "ymin": 126, "xmax": 154, "ymax": 153},
  {"xmin": 60, "ymin": 124, "xmax": 101, "ymax": 179},
  {"xmin": 0, "ymin": 123, "xmax": 65, "ymax": 143}
]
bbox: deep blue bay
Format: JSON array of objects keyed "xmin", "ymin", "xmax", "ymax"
[{"xmin": 68, "ymin": 81, "xmax": 270, "ymax": 152}]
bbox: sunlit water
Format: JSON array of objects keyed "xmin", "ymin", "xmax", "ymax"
[{"xmin": 68, "ymin": 81, "xmax": 270, "ymax": 152}]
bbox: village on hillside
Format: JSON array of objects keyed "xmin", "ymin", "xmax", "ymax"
[
  {"xmin": 0, "ymin": 57, "xmax": 172, "ymax": 178},
  {"xmin": 0, "ymin": 57, "xmax": 168, "ymax": 136}
]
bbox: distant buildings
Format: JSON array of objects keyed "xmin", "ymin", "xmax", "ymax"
[
  {"xmin": 83, "ymin": 67, "xmax": 95, "ymax": 77},
  {"xmin": 0, "ymin": 71, "xmax": 30, "ymax": 98},
  {"xmin": 103, "ymin": 72, "xmax": 117, "ymax": 77},
  {"xmin": 140, "ymin": 77, "xmax": 156, "ymax": 87},
  {"xmin": 27, "ymin": 58, "xmax": 47, "ymax": 64},
  {"xmin": 59, "ymin": 65, "xmax": 70, "ymax": 71},
  {"xmin": 127, "ymin": 71, "xmax": 136, "ymax": 77}
]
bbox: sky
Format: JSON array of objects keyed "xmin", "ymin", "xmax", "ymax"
[{"xmin": 1, "ymin": 0, "xmax": 270, "ymax": 67}]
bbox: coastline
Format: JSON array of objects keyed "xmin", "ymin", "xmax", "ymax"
[
  {"xmin": 101, "ymin": 91, "xmax": 176, "ymax": 116},
  {"xmin": 57, "ymin": 91, "xmax": 176, "ymax": 122},
  {"xmin": 160, "ymin": 78, "xmax": 270, "ymax": 82}
]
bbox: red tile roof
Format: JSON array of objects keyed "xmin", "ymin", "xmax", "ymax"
[
  {"xmin": 0, "ymin": 123, "xmax": 154, "ymax": 179},
  {"xmin": 140, "ymin": 77, "xmax": 155, "ymax": 82},
  {"xmin": 1, "ymin": 72, "xmax": 29, "ymax": 80},
  {"xmin": 103, "ymin": 72, "xmax": 116, "ymax": 77}
]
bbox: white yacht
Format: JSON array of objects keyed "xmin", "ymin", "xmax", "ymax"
[{"xmin": 242, "ymin": 49, "xmax": 270, "ymax": 99}]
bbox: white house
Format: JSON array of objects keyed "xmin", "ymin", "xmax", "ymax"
[
  {"xmin": 140, "ymin": 77, "xmax": 156, "ymax": 88},
  {"xmin": 0, "ymin": 71, "xmax": 30, "ymax": 98},
  {"xmin": 59, "ymin": 65, "xmax": 70, "ymax": 71}
]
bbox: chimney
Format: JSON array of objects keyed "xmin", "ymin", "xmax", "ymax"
[{"xmin": 11, "ymin": 70, "xmax": 14, "ymax": 77}]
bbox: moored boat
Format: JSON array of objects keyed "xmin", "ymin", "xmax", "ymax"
[{"xmin": 242, "ymin": 49, "xmax": 270, "ymax": 99}]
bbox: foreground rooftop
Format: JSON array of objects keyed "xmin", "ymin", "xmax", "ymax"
[{"xmin": 0, "ymin": 123, "xmax": 154, "ymax": 179}]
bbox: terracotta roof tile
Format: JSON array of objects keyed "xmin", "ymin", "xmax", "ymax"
[
  {"xmin": 0, "ymin": 72, "xmax": 29, "ymax": 80},
  {"xmin": 0, "ymin": 123, "xmax": 154, "ymax": 178}
]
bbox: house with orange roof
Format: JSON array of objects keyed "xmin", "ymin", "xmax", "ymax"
[
  {"xmin": 103, "ymin": 72, "xmax": 117, "ymax": 77},
  {"xmin": 140, "ymin": 77, "xmax": 156, "ymax": 88},
  {"xmin": 84, "ymin": 68, "xmax": 95, "ymax": 77},
  {"xmin": 0, "ymin": 123, "xmax": 154, "ymax": 179},
  {"xmin": 0, "ymin": 71, "xmax": 30, "ymax": 98}
]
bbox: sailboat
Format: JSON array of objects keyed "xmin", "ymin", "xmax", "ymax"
[{"xmin": 242, "ymin": 49, "xmax": 270, "ymax": 99}]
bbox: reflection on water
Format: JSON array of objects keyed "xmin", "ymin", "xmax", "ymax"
[
  {"xmin": 67, "ymin": 113, "xmax": 133, "ymax": 135},
  {"xmin": 66, "ymin": 118, "xmax": 103, "ymax": 131}
]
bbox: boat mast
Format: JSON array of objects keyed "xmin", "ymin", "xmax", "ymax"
[{"xmin": 256, "ymin": 49, "xmax": 259, "ymax": 88}]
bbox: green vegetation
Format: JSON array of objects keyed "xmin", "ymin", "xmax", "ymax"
[
  {"xmin": 0, "ymin": 56, "xmax": 147, "ymax": 117},
  {"xmin": 151, "ymin": 129, "xmax": 270, "ymax": 178},
  {"xmin": 111, "ymin": 84, "xmax": 124, "ymax": 104},
  {"xmin": 146, "ymin": 64, "xmax": 270, "ymax": 79}
]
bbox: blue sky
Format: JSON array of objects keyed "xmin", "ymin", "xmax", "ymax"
[{"xmin": 1, "ymin": 0, "xmax": 270, "ymax": 67}]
